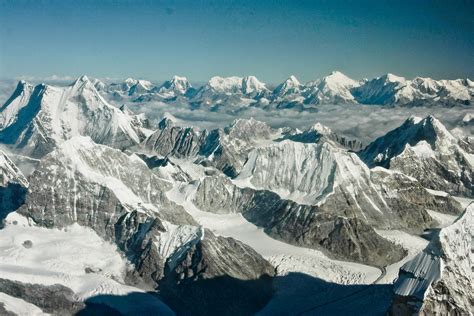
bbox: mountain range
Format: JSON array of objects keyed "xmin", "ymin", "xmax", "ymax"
[
  {"xmin": 92, "ymin": 71, "xmax": 473, "ymax": 109},
  {"xmin": 0, "ymin": 75, "xmax": 472, "ymax": 315}
]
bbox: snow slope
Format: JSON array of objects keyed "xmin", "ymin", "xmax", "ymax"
[
  {"xmin": 0, "ymin": 212, "xmax": 174, "ymax": 315},
  {"xmin": 166, "ymin": 183, "xmax": 381, "ymax": 285}
]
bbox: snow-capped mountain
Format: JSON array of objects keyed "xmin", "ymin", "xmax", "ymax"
[
  {"xmin": 352, "ymin": 74, "xmax": 473, "ymax": 106},
  {"xmin": 272, "ymin": 75, "xmax": 303, "ymax": 101},
  {"xmin": 359, "ymin": 115, "xmax": 474, "ymax": 197},
  {"xmin": 0, "ymin": 76, "xmax": 151, "ymax": 158},
  {"xmin": 190, "ymin": 75, "xmax": 270, "ymax": 109},
  {"xmin": 192, "ymin": 138, "xmax": 462, "ymax": 267},
  {"xmin": 304, "ymin": 71, "xmax": 360, "ymax": 104},
  {"xmin": 241, "ymin": 75, "xmax": 270, "ymax": 97},
  {"xmin": 390, "ymin": 203, "xmax": 473, "ymax": 315},
  {"xmin": 153, "ymin": 75, "xmax": 192, "ymax": 97},
  {"xmin": 352, "ymin": 73, "xmax": 411, "ymax": 105},
  {"xmin": 285, "ymin": 122, "xmax": 365, "ymax": 151},
  {"xmin": 92, "ymin": 72, "xmax": 473, "ymax": 108},
  {"xmin": 112, "ymin": 78, "xmax": 154, "ymax": 96}
]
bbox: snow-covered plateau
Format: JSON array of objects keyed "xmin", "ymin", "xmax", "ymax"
[{"xmin": 0, "ymin": 75, "xmax": 472, "ymax": 315}]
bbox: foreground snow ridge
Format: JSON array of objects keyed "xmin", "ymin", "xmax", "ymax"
[{"xmin": 391, "ymin": 203, "xmax": 473, "ymax": 315}]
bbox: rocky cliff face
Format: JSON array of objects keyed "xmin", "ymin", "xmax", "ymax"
[
  {"xmin": 0, "ymin": 151, "xmax": 28, "ymax": 224},
  {"xmin": 143, "ymin": 117, "xmax": 206, "ymax": 158},
  {"xmin": 390, "ymin": 204, "xmax": 473, "ymax": 315}
]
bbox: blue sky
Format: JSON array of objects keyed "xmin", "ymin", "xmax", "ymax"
[{"xmin": 0, "ymin": 0, "xmax": 472, "ymax": 83}]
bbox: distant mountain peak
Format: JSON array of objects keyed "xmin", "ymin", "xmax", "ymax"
[
  {"xmin": 273, "ymin": 75, "xmax": 302, "ymax": 97},
  {"xmin": 310, "ymin": 122, "xmax": 333, "ymax": 134},
  {"xmin": 286, "ymin": 75, "xmax": 301, "ymax": 86},
  {"xmin": 157, "ymin": 75, "xmax": 191, "ymax": 95},
  {"xmin": 207, "ymin": 76, "xmax": 243, "ymax": 92},
  {"xmin": 381, "ymin": 73, "xmax": 406, "ymax": 83}
]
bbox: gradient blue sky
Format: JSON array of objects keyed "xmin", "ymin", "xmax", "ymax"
[{"xmin": 0, "ymin": 0, "xmax": 472, "ymax": 83}]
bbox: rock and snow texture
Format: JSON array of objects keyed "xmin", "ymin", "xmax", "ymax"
[
  {"xmin": 154, "ymin": 75, "xmax": 192, "ymax": 97},
  {"xmin": 0, "ymin": 212, "xmax": 174, "ymax": 315},
  {"xmin": 390, "ymin": 204, "xmax": 474, "ymax": 315},
  {"xmin": 359, "ymin": 115, "xmax": 474, "ymax": 197},
  {"xmin": 143, "ymin": 117, "xmax": 206, "ymax": 158},
  {"xmin": 285, "ymin": 121, "xmax": 365, "ymax": 151},
  {"xmin": 0, "ymin": 150, "xmax": 28, "ymax": 222},
  {"xmin": 0, "ymin": 150, "xmax": 28, "ymax": 188},
  {"xmin": 140, "ymin": 116, "xmax": 465, "ymax": 267},
  {"xmin": 0, "ymin": 76, "xmax": 149, "ymax": 158},
  {"xmin": 12, "ymin": 136, "xmax": 274, "ymax": 315}
]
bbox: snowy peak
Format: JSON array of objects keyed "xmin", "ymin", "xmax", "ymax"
[
  {"xmin": 305, "ymin": 71, "xmax": 359, "ymax": 104},
  {"xmin": 207, "ymin": 76, "xmax": 243, "ymax": 93},
  {"xmin": 157, "ymin": 75, "xmax": 191, "ymax": 95},
  {"xmin": 158, "ymin": 116, "xmax": 176, "ymax": 129},
  {"xmin": 380, "ymin": 73, "xmax": 406, "ymax": 83},
  {"xmin": 0, "ymin": 77, "xmax": 149, "ymax": 158},
  {"xmin": 114, "ymin": 78, "xmax": 154, "ymax": 96},
  {"xmin": 360, "ymin": 115, "xmax": 473, "ymax": 196},
  {"xmin": 76, "ymin": 75, "xmax": 90, "ymax": 83},
  {"xmin": 310, "ymin": 122, "xmax": 333, "ymax": 135},
  {"xmin": 236, "ymin": 139, "xmax": 373, "ymax": 206},
  {"xmin": 273, "ymin": 75, "xmax": 302, "ymax": 97},
  {"xmin": 351, "ymin": 73, "xmax": 408, "ymax": 105},
  {"xmin": 241, "ymin": 76, "xmax": 269, "ymax": 95},
  {"xmin": 321, "ymin": 71, "xmax": 358, "ymax": 86},
  {"xmin": 93, "ymin": 72, "xmax": 472, "ymax": 106},
  {"xmin": 226, "ymin": 117, "xmax": 273, "ymax": 140},
  {"xmin": 360, "ymin": 115, "xmax": 458, "ymax": 167}
]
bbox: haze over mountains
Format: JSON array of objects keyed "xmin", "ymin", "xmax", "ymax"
[{"xmin": 0, "ymin": 74, "xmax": 472, "ymax": 315}]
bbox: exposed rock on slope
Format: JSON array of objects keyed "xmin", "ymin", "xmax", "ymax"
[
  {"xmin": 0, "ymin": 278, "xmax": 84, "ymax": 315},
  {"xmin": 192, "ymin": 174, "xmax": 406, "ymax": 267},
  {"xmin": 199, "ymin": 118, "xmax": 276, "ymax": 177},
  {"xmin": 359, "ymin": 115, "xmax": 474, "ymax": 197},
  {"xmin": 0, "ymin": 150, "xmax": 28, "ymax": 188},
  {"xmin": 0, "ymin": 151, "xmax": 28, "ymax": 223},
  {"xmin": 390, "ymin": 204, "xmax": 473, "ymax": 315},
  {"xmin": 143, "ymin": 117, "xmax": 278, "ymax": 177},
  {"xmin": 143, "ymin": 117, "xmax": 206, "ymax": 158}
]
